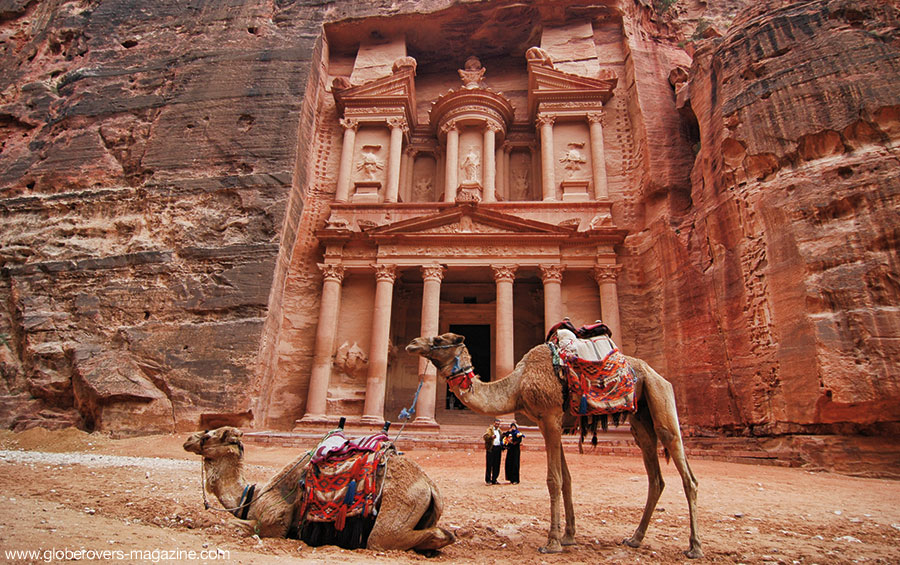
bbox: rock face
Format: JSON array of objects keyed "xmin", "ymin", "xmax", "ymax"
[{"xmin": 1, "ymin": 0, "xmax": 898, "ymax": 442}]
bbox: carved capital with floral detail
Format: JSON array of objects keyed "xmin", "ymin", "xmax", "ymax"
[
  {"xmin": 372, "ymin": 263, "xmax": 398, "ymax": 283},
  {"xmin": 485, "ymin": 121, "xmax": 504, "ymax": 134},
  {"xmin": 440, "ymin": 120, "xmax": 459, "ymax": 136},
  {"xmin": 339, "ymin": 117, "xmax": 359, "ymax": 131},
  {"xmin": 536, "ymin": 114, "xmax": 556, "ymax": 128},
  {"xmin": 586, "ymin": 111, "xmax": 604, "ymax": 124},
  {"xmin": 318, "ymin": 263, "xmax": 346, "ymax": 283},
  {"xmin": 421, "ymin": 264, "xmax": 446, "ymax": 283},
  {"xmin": 491, "ymin": 264, "xmax": 519, "ymax": 282},
  {"xmin": 593, "ymin": 264, "xmax": 622, "ymax": 284},
  {"xmin": 539, "ymin": 264, "xmax": 565, "ymax": 284},
  {"xmin": 387, "ymin": 117, "xmax": 409, "ymax": 133}
]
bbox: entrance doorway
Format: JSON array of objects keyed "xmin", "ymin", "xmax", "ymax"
[{"xmin": 446, "ymin": 323, "xmax": 491, "ymax": 410}]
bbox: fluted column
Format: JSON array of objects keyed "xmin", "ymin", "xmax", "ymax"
[
  {"xmin": 492, "ymin": 265, "xmax": 518, "ymax": 379},
  {"xmin": 443, "ymin": 122, "xmax": 459, "ymax": 202},
  {"xmin": 301, "ymin": 264, "xmax": 345, "ymax": 422},
  {"xmin": 593, "ymin": 264, "xmax": 623, "ymax": 344},
  {"xmin": 385, "ymin": 117, "xmax": 407, "ymax": 203},
  {"xmin": 587, "ymin": 112, "xmax": 609, "ymax": 200},
  {"xmin": 362, "ymin": 264, "xmax": 398, "ymax": 424},
  {"xmin": 416, "ymin": 264, "xmax": 445, "ymax": 425},
  {"xmin": 483, "ymin": 124, "xmax": 498, "ymax": 202},
  {"xmin": 538, "ymin": 114, "xmax": 556, "ymax": 201},
  {"xmin": 539, "ymin": 264, "xmax": 565, "ymax": 335},
  {"xmin": 335, "ymin": 118, "xmax": 358, "ymax": 202}
]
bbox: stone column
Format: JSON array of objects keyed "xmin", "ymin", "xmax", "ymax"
[
  {"xmin": 491, "ymin": 264, "xmax": 518, "ymax": 379},
  {"xmin": 593, "ymin": 264, "xmax": 623, "ymax": 344},
  {"xmin": 416, "ymin": 264, "xmax": 445, "ymax": 425},
  {"xmin": 537, "ymin": 114, "xmax": 556, "ymax": 201},
  {"xmin": 399, "ymin": 147, "xmax": 412, "ymax": 202},
  {"xmin": 483, "ymin": 124, "xmax": 498, "ymax": 202},
  {"xmin": 539, "ymin": 264, "xmax": 565, "ymax": 335},
  {"xmin": 301, "ymin": 264, "xmax": 345, "ymax": 422},
  {"xmin": 587, "ymin": 112, "xmax": 609, "ymax": 200},
  {"xmin": 443, "ymin": 122, "xmax": 459, "ymax": 202},
  {"xmin": 334, "ymin": 118, "xmax": 358, "ymax": 203},
  {"xmin": 362, "ymin": 264, "xmax": 398, "ymax": 425},
  {"xmin": 499, "ymin": 142, "xmax": 511, "ymax": 200},
  {"xmin": 385, "ymin": 117, "xmax": 406, "ymax": 203}
]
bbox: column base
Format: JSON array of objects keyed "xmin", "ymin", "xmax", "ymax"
[
  {"xmin": 296, "ymin": 413, "xmax": 329, "ymax": 425},
  {"xmin": 561, "ymin": 179, "xmax": 590, "ymax": 201},
  {"xmin": 410, "ymin": 417, "xmax": 441, "ymax": 431},
  {"xmin": 360, "ymin": 414, "xmax": 384, "ymax": 426}
]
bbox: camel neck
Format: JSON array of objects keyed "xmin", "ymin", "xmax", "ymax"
[
  {"xmin": 203, "ymin": 452, "xmax": 246, "ymax": 510},
  {"xmin": 455, "ymin": 366, "xmax": 521, "ymax": 415}
]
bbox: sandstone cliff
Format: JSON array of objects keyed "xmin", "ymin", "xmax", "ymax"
[{"xmin": 1, "ymin": 0, "xmax": 898, "ymax": 440}]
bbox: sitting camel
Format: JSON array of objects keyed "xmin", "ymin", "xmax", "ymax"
[
  {"xmin": 183, "ymin": 426, "xmax": 455, "ymax": 552},
  {"xmin": 406, "ymin": 332, "xmax": 702, "ymax": 558}
]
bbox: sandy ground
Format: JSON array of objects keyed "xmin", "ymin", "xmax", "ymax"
[{"xmin": 0, "ymin": 428, "xmax": 898, "ymax": 565}]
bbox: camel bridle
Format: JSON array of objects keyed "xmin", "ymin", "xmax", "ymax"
[{"xmin": 427, "ymin": 341, "xmax": 475, "ymax": 390}]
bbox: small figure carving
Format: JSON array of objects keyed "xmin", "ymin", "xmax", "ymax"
[
  {"xmin": 525, "ymin": 46, "xmax": 553, "ymax": 68},
  {"xmin": 333, "ymin": 341, "xmax": 368, "ymax": 380},
  {"xmin": 331, "ymin": 76, "xmax": 352, "ymax": 91},
  {"xmin": 413, "ymin": 175, "xmax": 433, "ymax": 201},
  {"xmin": 392, "ymin": 56, "xmax": 417, "ymax": 74},
  {"xmin": 458, "ymin": 55, "xmax": 486, "ymax": 89},
  {"xmin": 559, "ymin": 142, "xmax": 587, "ymax": 179},
  {"xmin": 357, "ymin": 145, "xmax": 384, "ymax": 180},
  {"xmin": 461, "ymin": 146, "xmax": 480, "ymax": 182},
  {"xmin": 511, "ymin": 163, "xmax": 530, "ymax": 200}
]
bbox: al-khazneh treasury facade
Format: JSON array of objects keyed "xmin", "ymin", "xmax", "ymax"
[{"xmin": 258, "ymin": 15, "xmax": 640, "ymax": 430}]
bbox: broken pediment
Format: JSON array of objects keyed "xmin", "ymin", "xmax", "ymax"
[
  {"xmin": 527, "ymin": 59, "xmax": 617, "ymax": 118},
  {"xmin": 333, "ymin": 62, "xmax": 417, "ymax": 128}
]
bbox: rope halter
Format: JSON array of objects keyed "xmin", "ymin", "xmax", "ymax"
[{"xmin": 428, "ymin": 341, "xmax": 475, "ymax": 391}]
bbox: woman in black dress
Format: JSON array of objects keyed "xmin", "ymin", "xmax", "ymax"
[{"xmin": 502, "ymin": 423, "xmax": 524, "ymax": 484}]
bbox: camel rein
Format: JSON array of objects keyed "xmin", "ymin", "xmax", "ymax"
[
  {"xmin": 199, "ymin": 444, "xmax": 312, "ymax": 519},
  {"xmin": 428, "ymin": 342, "xmax": 475, "ymax": 390}
]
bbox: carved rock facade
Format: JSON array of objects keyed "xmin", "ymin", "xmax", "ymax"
[{"xmin": 0, "ymin": 1, "xmax": 897, "ymax": 444}]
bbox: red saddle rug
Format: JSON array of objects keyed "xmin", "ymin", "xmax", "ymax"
[
  {"xmin": 555, "ymin": 346, "xmax": 636, "ymax": 416},
  {"xmin": 299, "ymin": 432, "xmax": 391, "ymax": 532}
]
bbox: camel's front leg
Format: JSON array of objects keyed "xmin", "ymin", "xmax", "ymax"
[
  {"xmin": 560, "ymin": 449, "xmax": 576, "ymax": 546},
  {"xmin": 624, "ymin": 412, "xmax": 663, "ymax": 550},
  {"xmin": 538, "ymin": 422, "xmax": 565, "ymax": 554}
]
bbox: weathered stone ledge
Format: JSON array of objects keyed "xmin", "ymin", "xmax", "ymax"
[{"xmin": 3, "ymin": 251, "xmax": 173, "ymax": 275}]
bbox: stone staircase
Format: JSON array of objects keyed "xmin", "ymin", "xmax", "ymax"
[{"xmin": 242, "ymin": 422, "xmax": 810, "ymax": 469}]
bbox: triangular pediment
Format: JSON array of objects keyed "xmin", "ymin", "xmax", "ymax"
[
  {"xmin": 527, "ymin": 63, "xmax": 617, "ymax": 117},
  {"xmin": 365, "ymin": 204, "xmax": 574, "ymax": 239}
]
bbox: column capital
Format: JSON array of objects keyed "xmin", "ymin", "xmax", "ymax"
[
  {"xmin": 421, "ymin": 264, "xmax": 446, "ymax": 282},
  {"xmin": 339, "ymin": 117, "xmax": 359, "ymax": 131},
  {"xmin": 318, "ymin": 263, "xmax": 345, "ymax": 282},
  {"xmin": 387, "ymin": 116, "xmax": 409, "ymax": 132},
  {"xmin": 536, "ymin": 113, "xmax": 556, "ymax": 127},
  {"xmin": 539, "ymin": 264, "xmax": 565, "ymax": 283},
  {"xmin": 372, "ymin": 263, "xmax": 398, "ymax": 283},
  {"xmin": 440, "ymin": 120, "xmax": 459, "ymax": 135},
  {"xmin": 501, "ymin": 141, "xmax": 514, "ymax": 153},
  {"xmin": 586, "ymin": 111, "xmax": 604, "ymax": 124},
  {"xmin": 491, "ymin": 264, "xmax": 519, "ymax": 282},
  {"xmin": 593, "ymin": 264, "xmax": 622, "ymax": 283},
  {"xmin": 485, "ymin": 121, "xmax": 503, "ymax": 133}
]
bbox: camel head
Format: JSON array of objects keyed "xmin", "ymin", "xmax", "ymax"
[
  {"xmin": 406, "ymin": 333, "xmax": 475, "ymax": 389},
  {"xmin": 183, "ymin": 427, "xmax": 245, "ymax": 460}
]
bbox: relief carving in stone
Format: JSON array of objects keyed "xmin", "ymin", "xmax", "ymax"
[
  {"xmin": 559, "ymin": 142, "xmax": 587, "ymax": 179},
  {"xmin": 413, "ymin": 175, "xmax": 434, "ymax": 201},
  {"xmin": 357, "ymin": 145, "xmax": 384, "ymax": 180},
  {"xmin": 459, "ymin": 55, "xmax": 486, "ymax": 89},
  {"xmin": 461, "ymin": 146, "xmax": 480, "ymax": 182},
  {"xmin": 333, "ymin": 341, "xmax": 368, "ymax": 379}
]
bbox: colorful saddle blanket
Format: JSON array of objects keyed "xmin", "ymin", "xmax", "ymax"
[
  {"xmin": 549, "ymin": 341, "xmax": 636, "ymax": 416},
  {"xmin": 300, "ymin": 431, "xmax": 391, "ymax": 531}
]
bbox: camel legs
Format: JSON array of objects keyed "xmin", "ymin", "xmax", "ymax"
[
  {"xmin": 537, "ymin": 420, "xmax": 566, "ymax": 553},
  {"xmin": 367, "ymin": 460, "xmax": 455, "ymax": 553},
  {"xmin": 560, "ymin": 448, "xmax": 577, "ymax": 546},
  {"xmin": 624, "ymin": 408, "xmax": 664, "ymax": 550}
]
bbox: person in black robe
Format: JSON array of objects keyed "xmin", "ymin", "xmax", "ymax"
[{"xmin": 502, "ymin": 422, "xmax": 524, "ymax": 484}]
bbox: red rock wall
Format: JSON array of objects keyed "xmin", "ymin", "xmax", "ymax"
[{"xmin": 630, "ymin": 0, "xmax": 900, "ymax": 434}]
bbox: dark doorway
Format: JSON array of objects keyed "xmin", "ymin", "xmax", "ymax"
[{"xmin": 446, "ymin": 324, "xmax": 491, "ymax": 410}]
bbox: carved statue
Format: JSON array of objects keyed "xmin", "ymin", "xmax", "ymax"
[
  {"xmin": 334, "ymin": 341, "xmax": 368, "ymax": 380},
  {"xmin": 413, "ymin": 175, "xmax": 433, "ymax": 201},
  {"xmin": 461, "ymin": 147, "xmax": 480, "ymax": 182},
  {"xmin": 458, "ymin": 55, "xmax": 486, "ymax": 89},
  {"xmin": 356, "ymin": 145, "xmax": 384, "ymax": 180},
  {"xmin": 559, "ymin": 143, "xmax": 587, "ymax": 179}
]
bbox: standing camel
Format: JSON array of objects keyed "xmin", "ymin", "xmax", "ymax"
[
  {"xmin": 406, "ymin": 332, "xmax": 702, "ymax": 558},
  {"xmin": 183, "ymin": 426, "xmax": 455, "ymax": 552}
]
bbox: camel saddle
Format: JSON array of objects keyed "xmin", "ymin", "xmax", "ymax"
[
  {"xmin": 547, "ymin": 320, "xmax": 636, "ymax": 417},
  {"xmin": 298, "ymin": 430, "xmax": 392, "ymax": 533}
]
